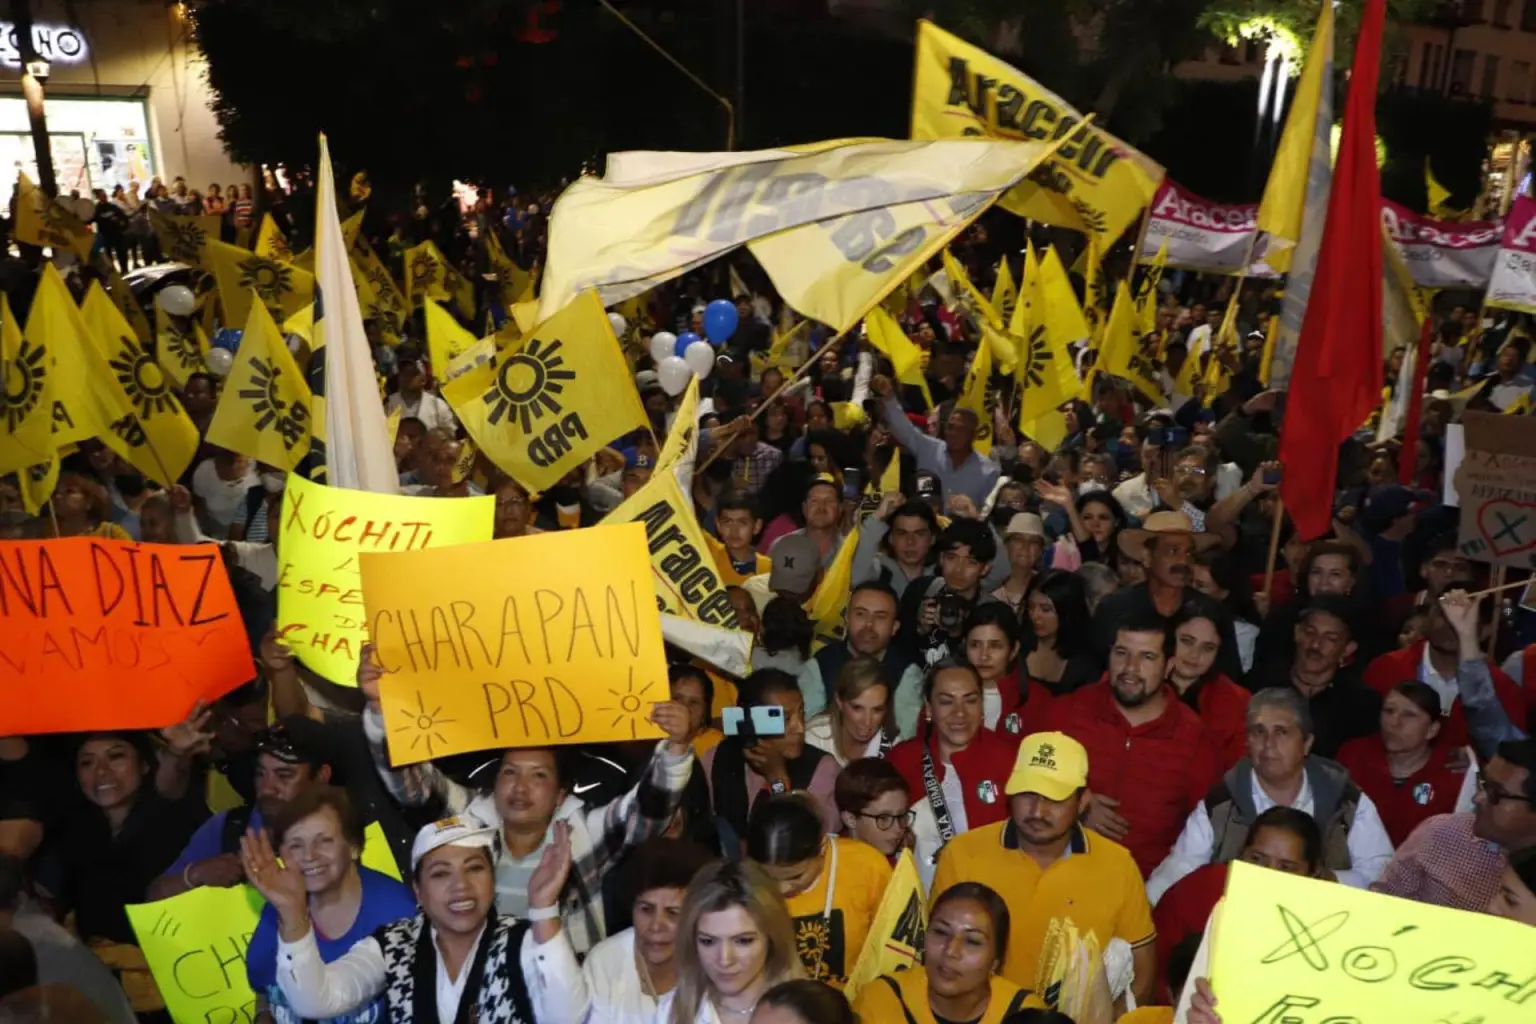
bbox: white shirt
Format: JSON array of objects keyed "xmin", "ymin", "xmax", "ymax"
[
  {"xmin": 436, "ymin": 922, "xmax": 485, "ymax": 1023},
  {"xmin": 275, "ymin": 921, "xmax": 586, "ymax": 1024},
  {"xmin": 190, "ymin": 458, "xmax": 258, "ymax": 536},
  {"xmin": 982, "ymin": 685, "xmax": 1003, "ymax": 731},
  {"xmin": 1418, "ymin": 644, "xmax": 1461, "ymax": 715},
  {"xmin": 939, "ymin": 761, "xmax": 970, "ymax": 835},
  {"xmin": 385, "ymin": 389, "xmax": 458, "ymax": 434},
  {"xmin": 582, "ymin": 928, "xmax": 663, "ymax": 1024},
  {"xmin": 1145, "ymin": 767, "xmax": 1395, "ymax": 905}
]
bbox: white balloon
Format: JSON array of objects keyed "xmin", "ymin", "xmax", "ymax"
[
  {"xmin": 656, "ymin": 355, "xmax": 694, "ymax": 396},
  {"xmin": 157, "ymin": 284, "xmax": 196, "ymax": 317},
  {"xmin": 205, "ymin": 347, "xmax": 234, "ymax": 377},
  {"xmin": 649, "ymin": 331, "xmax": 678, "ymax": 364},
  {"xmin": 608, "ymin": 311, "xmax": 628, "ymax": 337},
  {"xmin": 683, "ymin": 340, "xmax": 716, "ymax": 379}
]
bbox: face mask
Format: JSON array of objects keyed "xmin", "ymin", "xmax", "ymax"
[
  {"xmin": 1079, "ymin": 481, "xmax": 1107, "ymax": 496},
  {"xmin": 261, "ymin": 473, "xmax": 285, "ymax": 494}
]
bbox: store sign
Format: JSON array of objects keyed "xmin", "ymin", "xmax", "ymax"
[{"xmin": 0, "ymin": 22, "xmax": 88, "ymax": 67}]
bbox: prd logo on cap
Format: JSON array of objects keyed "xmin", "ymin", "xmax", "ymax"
[
  {"xmin": 1030, "ymin": 743, "xmax": 1058, "ymax": 770},
  {"xmin": 433, "ymin": 816, "xmax": 466, "ymax": 832}
]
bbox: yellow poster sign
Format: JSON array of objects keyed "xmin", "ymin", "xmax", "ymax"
[
  {"xmin": 276, "ymin": 474, "xmax": 494, "ymax": 684},
  {"xmin": 910, "ymin": 20, "xmax": 1163, "ymax": 245},
  {"xmin": 361, "ymin": 523, "xmax": 669, "ymax": 765},
  {"xmin": 601, "ymin": 469, "xmax": 740, "ymax": 629},
  {"xmin": 1212, "ymin": 861, "xmax": 1536, "ymax": 1024},
  {"xmin": 843, "ymin": 851, "xmax": 926, "ymax": 1003}
]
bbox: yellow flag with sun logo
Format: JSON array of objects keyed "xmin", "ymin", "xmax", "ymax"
[
  {"xmin": 443, "ymin": 289, "xmax": 646, "ymax": 494},
  {"xmin": 425, "ymin": 300, "xmax": 480, "ymax": 377},
  {"xmin": 156, "ymin": 315, "xmax": 210, "ymax": 389},
  {"xmin": 13, "ymin": 173, "xmax": 93, "ymax": 261},
  {"xmin": 81, "ymin": 283, "xmax": 200, "ymax": 485},
  {"xmin": 206, "ymin": 239, "xmax": 315, "ymax": 332},
  {"xmin": 147, "ymin": 208, "xmax": 221, "ymax": 268},
  {"xmin": 808, "ymin": 525, "xmax": 861, "ymax": 653},
  {"xmin": 206, "ymin": 300, "xmax": 314, "ymax": 471},
  {"xmin": 24, "ymin": 264, "xmax": 101, "ymax": 451},
  {"xmin": 404, "ymin": 240, "xmax": 474, "ymax": 319},
  {"xmin": 102, "ymin": 265, "xmax": 153, "ymax": 343},
  {"xmin": 485, "ymin": 230, "xmax": 535, "ymax": 308},
  {"xmin": 255, "ymin": 214, "xmax": 294, "ymax": 262},
  {"xmin": 957, "ymin": 331, "xmax": 994, "ymax": 457},
  {"xmin": 0, "ymin": 293, "xmax": 53, "ymax": 474}
]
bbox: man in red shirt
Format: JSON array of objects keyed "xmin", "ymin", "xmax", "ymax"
[{"xmin": 1048, "ymin": 609, "xmax": 1221, "ymax": 875}]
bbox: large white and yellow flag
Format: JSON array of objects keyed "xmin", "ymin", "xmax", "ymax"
[
  {"xmin": 910, "ymin": 20, "xmax": 1164, "ymax": 246},
  {"xmin": 536, "ymin": 137, "xmax": 1060, "ymax": 331}
]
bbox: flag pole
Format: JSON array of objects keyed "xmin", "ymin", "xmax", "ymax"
[
  {"xmin": 1486, "ymin": 564, "xmax": 1506, "ymax": 661},
  {"xmin": 1262, "ymin": 497, "xmax": 1285, "ymax": 601}
]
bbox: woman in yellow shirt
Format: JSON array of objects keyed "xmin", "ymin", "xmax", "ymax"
[
  {"xmin": 43, "ymin": 472, "xmax": 132, "ymax": 541},
  {"xmin": 748, "ymin": 794, "xmax": 892, "ymax": 988},
  {"xmin": 852, "ymin": 882, "xmax": 1046, "ymax": 1024}
]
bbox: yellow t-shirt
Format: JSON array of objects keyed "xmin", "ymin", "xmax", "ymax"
[
  {"xmin": 851, "ymin": 967, "xmax": 1043, "ymax": 1024},
  {"xmin": 931, "ymin": 821, "xmax": 1155, "ymax": 993},
  {"xmin": 784, "ymin": 836, "xmax": 893, "ymax": 987},
  {"xmin": 706, "ymin": 533, "xmax": 771, "ymax": 588}
]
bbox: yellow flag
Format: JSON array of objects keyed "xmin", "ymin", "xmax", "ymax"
[
  {"xmin": 943, "ymin": 249, "xmax": 1002, "ymax": 328},
  {"xmin": 1100, "ymin": 281, "xmax": 1161, "ymax": 404},
  {"xmin": 206, "ymin": 239, "xmax": 315, "ymax": 330},
  {"xmin": 485, "ymin": 229, "xmax": 535, "ymax": 307},
  {"xmin": 255, "ymin": 213, "xmax": 294, "ymax": 261},
  {"xmin": 1080, "ymin": 240, "xmax": 1110, "ymax": 342},
  {"xmin": 992, "ymin": 255, "xmax": 1018, "ymax": 326},
  {"xmin": 25, "ymin": 264, "xmax": 100, "ymax": 450},
  {"xmin": 910, "ymin": 20, "xmax": 1163, "ymax": 246},
  {"xmin": 657, "ymin": 376, "xmax": 700, "ymax": 485},
  {"xmin": 18, "ymin": 457, "xmax": 58, "ymax": 516},
  {"xmin": 865, "ymin": 307, "xmax": 933, "ymax": 408},
  {"xmin": 763, "ymin": 318, "xmax": 808, "ymax": 373},
  {"xmin": 444, "ymin": 289, "xmax": 646, "ymax": 493},
  {"xmin": 206, "ymin": 300, "xmax": 314, "ymax": 471},
  {"xmin": 284, "ymin": 304, "xmax": 314, "ymax": 348},
  {"xmin": 1204, "ymin": 289, "xmax": 1241, "ymax": 397},
  {"xmin": 1507, "ymin": 391, "xmax": 1531, "ymax": 416},
  {"xmin": 957, "ymin": 333, "xmax": 995, "ymax": 457},
  {"xmin": 1017, "ymin": 251, "xmax": 1079, "ymax": 453},
  {"xmin": 147, "ymin": 208, "xmax": 221, "ymax": 267},
  {"xmin": 808, "ymin": 526, "xmax": 861, "ymax": 652},
  {"xmin": 13, "ymin": 173, "xmax": 93, "ymax": 260},
  {"xmin": 1255, "ymin": 1, "xmax": 1334, "ymax": 271},
  {"xmin": 156, "ymin": 315, "xmax": 209, "ymax": 388},
  {"xmin": 1039, "ymin": 246, "xmax": 1091, "ymax": 349},
  {"xmin": 601, "ymin": 468, "xmax": 741, "ymax": 628},
  {"xmin": 1258, "ymin": 314, "xmax": 1280, "ymax": 386},
  {"xmin": 82, "ymin": 284, "xmax": 201, "ymax": 485},
  {"xmin": 105, "ymin": 266, "xmax": 153, "ymax": 343},
  {"xmin": 404, "ymin": 240, "xmax": 473, "ymax": 319},
  {"xmin": 0, "ymin": 294, "xmax": 51, "ymax": 473},
  {"xmin": 1137, "ymin": 243, "xmax": 1167, "ymax": 336},
  {"xmin": 425, "ymin": 300, "xmax": 480, "ymax": 376},
  {"xmin": 879, "ymin": 446, "xmax": 901, "ymax": 494},
  {"xmin": 843, "ymin": 851, "xmax": 927, "ymax": 1002}
]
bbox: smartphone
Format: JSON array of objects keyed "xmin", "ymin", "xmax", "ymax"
[
  {"xmin": 1263, "ymin": 467, "xmax": 1282, "ymax": 485},
  {"xmin": 842, "ymin": 467, "xmax": 864, "ymax": 501},
  {"xmin": 1147, "ymin": 427, "xmax": 1168, "ymax": 448},
  {"xmin": 722, "ymin": 706, "xmax": 786, "ymax": 740}
]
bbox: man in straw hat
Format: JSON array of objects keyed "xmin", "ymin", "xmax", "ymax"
[{"xmin": 1093, "ymin": 511, "xmax": 1243, "ymax": 681}]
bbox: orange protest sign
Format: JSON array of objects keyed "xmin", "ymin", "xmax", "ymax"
[
  {"xmin": 0, "ymin": 539, "xmax": 255, "ymax": 733},
  {"xmin": 360, "ymin": 523, "xmax": 668, "ymax": 765}
]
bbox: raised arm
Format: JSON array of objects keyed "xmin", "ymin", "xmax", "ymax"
[
  {"xmin": 357, "ymin": 642, "xmax": 474, "ymax": 812},
  {"xmin": 578, "ymin": 702, "xmax": 696, "ymax": 876}
]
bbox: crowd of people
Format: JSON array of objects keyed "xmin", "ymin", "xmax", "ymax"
[{"xmin": 3, "ymin": 175, "xmax": 1536, "ymax": 1024}]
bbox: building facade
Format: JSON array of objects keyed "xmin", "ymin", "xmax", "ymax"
[{"xmin": 0, "ymin": 0, "xmax": 245, "ymax": 197}]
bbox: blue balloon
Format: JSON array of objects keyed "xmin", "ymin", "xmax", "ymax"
[
  {"xmin": 211, "ymin": 328, "xmax": 243, "ymax": 351},
  {"xmin": 675, "ymin": 331, "xmax": 701, "ymax": 357},
  {"xmin": 703, "ymin": 299, "xmax": 738, "ymax": 344}
]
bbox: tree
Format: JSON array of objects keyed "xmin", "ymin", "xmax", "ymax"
[{"xmin": 1201, "ymin": 0, "xmax": 1436, "ymax": 68}]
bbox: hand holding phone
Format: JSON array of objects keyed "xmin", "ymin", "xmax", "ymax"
[{"xmin": 722, "ymin": 705, "xmax": 786, "ymax": 740}]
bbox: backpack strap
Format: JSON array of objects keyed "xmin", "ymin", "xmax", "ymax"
[
  {"xmin": 1005, "ymin": 988, "xmax": 1033, "ymax": 1015},
  {"xmin": 878, "ymin": 975, "xmax": 921, "ymax": 1024},
  {"xmin": 218, "ymin": 805, "xmax": 254, "ymax": 855}
]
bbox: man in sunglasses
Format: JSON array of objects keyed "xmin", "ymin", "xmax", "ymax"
[
  {"xmin": 148, "ymin": 716, "xmax": 334, "ymax": 900},
  {"xmin": 1370, "ymin": 589, "xmax": 1536, "ymax": 912}
]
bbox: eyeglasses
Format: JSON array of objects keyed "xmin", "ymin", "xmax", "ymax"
[
  {"xmin": 1173, "ymin": 465, "xmax": 1209, "ymax": 477},
  {"xmin": 857, "ymin": 809, "xmax": 917, "ymax": 831},
  {"xmin": 1477, "ymin": 773, "xmax": 1534, "ymax": 805}
]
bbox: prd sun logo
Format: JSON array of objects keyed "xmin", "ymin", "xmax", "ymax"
[
  {"xmin": 162, "ymin": 325, "xmax": 204, "ymax": 374},
  {"xmin": 38, "ymin": 198, "xmax": 76, "ymax": 247},
  {"xmin": 166, "ymin": 220, "xmax": 206, "ymax": 263},
  {"xmin": 481, "ymin": 337, "xmax": 577, "ymax": 433},
  {"xmin": 1, "ymin": 339, "xmax": 48, "ymax": 432},
  {"xmin": 107, "ymin": 336, "xmax": 181, "ymax": 419},
  {"xmin": 237, "ymin": 356, "xmax": 309, "ymax": 450},
  {"xmin": 409, "ymin": 252, "xmax": 439, "ymax": 295},
  {"xmin": 236, "ymin": 256, "xmax": 294, "ymax": 307},
  {"xmin": 1019, "ymin": 325, "xmax": 1052, "ymax": 389}
]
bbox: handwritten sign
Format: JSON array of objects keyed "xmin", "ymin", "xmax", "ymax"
[
  {"xmin": 1455, "ymin": 411, "xmax": 1536, "ymax": 568},
  {"xmin": 126, "ymin": 885, "xmax": 263, "ymax": 1024},
  {"xmin": 361, "ymin": 523, "xmax": 668, "ymax": 765},
  {"xmin": 276, "ymin": 473, "xmax": 493, "ymax": 685},
  {"xmin": 0, "ymin": 539, "xmax": 254, "ymax": 733},
  {"xmin": 1211, "ymin": 861, "xmax": 1536, "ymax": 1024}
]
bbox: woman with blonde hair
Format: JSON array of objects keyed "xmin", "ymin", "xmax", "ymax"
[
  {"xmin": 667, "ymin": 860, "xmax": 803, "ymax": 1023},
  {"xmin": 804, "ymin": 656, "xmax": 896, "ymax": 766}
]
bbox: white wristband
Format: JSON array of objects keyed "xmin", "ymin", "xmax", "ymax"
[{"xmin": 526, "ymin": 904, "xmax": 560, "ymax": 922}]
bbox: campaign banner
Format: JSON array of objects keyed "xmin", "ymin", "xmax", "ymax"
[
  {"xmin": 1380, "ymin": 200, "xmax": 1502, "ymax": 289},
  {"xmin": 1138, "ymin": 180, "xmax": 1269, "ymax": 276},
  {"xmin": 1486, "ymin": 195, "xmax": 1536, "ymax": 314}
]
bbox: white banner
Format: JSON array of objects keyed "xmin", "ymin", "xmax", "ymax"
[
  {"xmin": 1140, "ymin": 180, "xmax": 1262, "ymax": 274},
  {"xmin": 1380, "ymin": 200, "xmax": 1502, "ymax": 289},
  {"xmin": 1485, "ymin": 195, "xmax": 1536, "ymax": 314}
]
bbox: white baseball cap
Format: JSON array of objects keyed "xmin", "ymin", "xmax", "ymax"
[{"xmin": 410, "ymin": 815, "xmax": 498, "ymax": 873}]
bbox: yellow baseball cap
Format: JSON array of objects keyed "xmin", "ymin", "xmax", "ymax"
[{"xmin": 1005, "ymin": 732, "xmax": 1089, "ymax": 801}]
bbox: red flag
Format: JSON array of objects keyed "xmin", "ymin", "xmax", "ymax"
[
  {"xmin": 1397, "ymin": 316, "xmax": 1433, "ymax": 487},
  {"xmin": 1278, "ymin": 0, "xmax": 1387, "ymax": 541}
]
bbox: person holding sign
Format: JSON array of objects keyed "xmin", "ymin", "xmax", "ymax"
[
  {"xmin": 358, "ymin": 644, "xmax": 697, "ymax": 956},
  {"xmin": 748, "ymin": 794, "xmax": 892, "ymax": 988},
  {"xmin": 245, "ymin": 786, "xmax": 416, "ymax": 1024},
  {"xmin": 849, "ymin": 882, "xmax": 1045, "ymax": 1024},
  {"xmin": 252, "ymin": 815, "xmax": 585, "ymax": 1023}
]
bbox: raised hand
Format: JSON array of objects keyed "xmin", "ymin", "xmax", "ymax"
[
  {"xmin": 527, "ymin": 821, "xmax": 572, "ymax": 914},
  {"xmin": 161, "ymin": 701, "xmax": 213, "ymax": 758},
  {"xmin": 648, "ymin": 700, "xmax": 693, "ymax": 753},
  {"xmin": 239, "ymin": 828, "xmax": 307, "ymax": 929}
]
